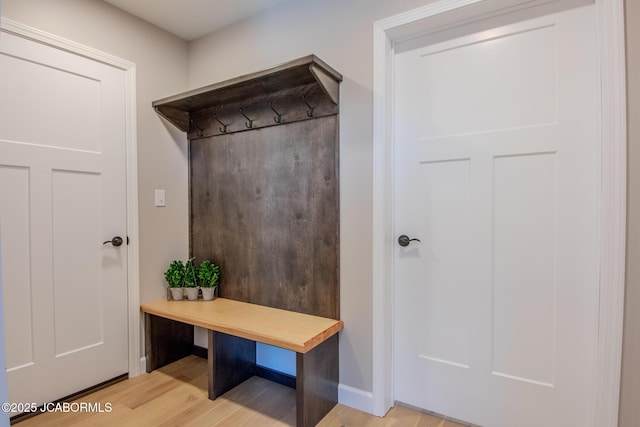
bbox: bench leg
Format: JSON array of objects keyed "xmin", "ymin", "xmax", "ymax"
[
  {"xmin": 296, "ymin": 334, "xmax": 339, "ymax": 427},
  {"xmin": 144, "ymin": 313, "xmax": 193, "ymax": 372},
  {"xmin": 208, "ymin": 330, "xmax": 256, "ymax": 399}
]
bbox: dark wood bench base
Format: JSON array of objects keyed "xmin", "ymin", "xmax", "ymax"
[
  {"xmin": 144, "ymin": 313, "xmax": 193, "ymax": 372},
  {"xmin": 145, "ymin": 313, "xmax": 339, "ymax": 427},
  {"xmin": 296, "ymin": 333, "xmax": 339, "ymax": 427},
  {"xmin": 209, "ymin": 331, "xmax": 256, "ymax": 399}
]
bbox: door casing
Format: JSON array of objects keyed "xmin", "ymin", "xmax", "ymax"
[
  {"xmin": 0, "ymin": 18, "xmax": 142, "ymax": 378},
  {"xmin": 372, "ymin": 0, "xmax": 626, "ymax": 425}
]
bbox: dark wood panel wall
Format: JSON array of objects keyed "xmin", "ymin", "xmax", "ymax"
[
  {"xmin": 190, "ymin": 116, "xmax": 339, "ymax": 318},
  {"xmin": 153, "ymin": 57, "xmax": 342, "ymax": 320}
]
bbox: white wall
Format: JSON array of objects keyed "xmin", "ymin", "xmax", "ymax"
[
  {"xmin": 187, "ymin": 0, "xmax": 437, "ymax": 398},
  {"xmin": 1, "ymin": 0, "xmax": 190, "ymax": 307}
]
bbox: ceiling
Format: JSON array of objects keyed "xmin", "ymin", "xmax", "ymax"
[{"xmin": 103, "ymin": 0, "xmax": 287, "ymax": 41}]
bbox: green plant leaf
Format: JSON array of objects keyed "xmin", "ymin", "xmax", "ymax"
[
  {"xmin": 164, "ymin": 260, "xmax": 185, "ymax": 288},
  {"xmin": 198, "ymin": 260, "xmax": 220, "ymax": 288}
]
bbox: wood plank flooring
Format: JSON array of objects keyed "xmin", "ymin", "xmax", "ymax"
[{"xmin": 14, "ymin": 355, "xmax": 466, "ymax": 426}]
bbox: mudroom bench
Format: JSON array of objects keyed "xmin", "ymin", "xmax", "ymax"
[{"xmin": 141, "ymin": 298, "xmax": 344, "ymax": 427}]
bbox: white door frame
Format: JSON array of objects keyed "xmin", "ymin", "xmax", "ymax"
[
  {"xmin": 0, "ymin": 19, "xmax": 142, "ymax": 378},
  {"xmin": 372, "ymin": 0, "xmax": 627, "ymax": 425}
]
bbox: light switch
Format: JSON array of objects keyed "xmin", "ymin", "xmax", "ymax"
[{"xmin": 155, "ymin": 189, "xmax": 166, "ymax": 207}]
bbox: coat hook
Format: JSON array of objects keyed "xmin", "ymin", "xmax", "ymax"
[
  {"xmin": 190, "ymin": 119, "xmax": 204, "ymax": 137},
  {"xmin": 302, "ymin": 94, "xmax": 315, "ymax": 118},
  {"xmin": 269, "ymin": 102, "xmax": 283, "ymax": 124},
  {"xmin": 240, "ymin": 108, "xmax": 253, "ymax": 128},
  {"xmin": 213, "ymin": 113, "xmax": 228, "ymax": 133}
]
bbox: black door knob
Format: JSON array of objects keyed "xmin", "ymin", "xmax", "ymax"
[
  {"xmin": 398, "ymin": 234, "xmax": 421, "ymax": 247},
  {"xmin": 103, "ymin": 236, "xmax": 124, "ymax": 247}
]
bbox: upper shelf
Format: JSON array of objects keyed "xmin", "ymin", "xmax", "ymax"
[{"xmin": 152, "ymin": 55, "xmax": 343, "ymax": 134}]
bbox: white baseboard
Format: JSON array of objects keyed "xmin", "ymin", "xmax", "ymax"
[
  {"xmin": 134, "ymin": 357, "xmax": 146, "ymax": 377},
  {"xmin": 338, "ymin": 383, "xmax": 375, "ymax": 415}
]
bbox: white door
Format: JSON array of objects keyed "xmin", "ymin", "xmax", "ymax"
[
  {"xmin": 393, "ymin": 5, "xmax": 599, "ymax": 427},
  {"xmin": 0, "ymin": 30, "xmax": 129, "ymax": 410}
]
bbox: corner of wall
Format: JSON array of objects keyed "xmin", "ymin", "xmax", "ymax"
[{"xmin": 339, "ymin": 383, "xmax": 375, "ymax": 415}]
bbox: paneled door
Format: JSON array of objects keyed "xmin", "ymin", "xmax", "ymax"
[
  {"xmin": 0, "ymin": 30, "xmax": 129, "ymax": 410},
  {"xmin": 393, "ymin": 5, "xmax": 600, "ymax": 426}
]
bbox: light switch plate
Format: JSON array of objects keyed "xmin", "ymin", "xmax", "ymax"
[{"xmin": 155, "ymin": 189, "xmax": 166, "ymax": 207}]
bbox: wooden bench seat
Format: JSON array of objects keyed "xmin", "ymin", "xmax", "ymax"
[
  {"xmin": 141, "ymin": 298, "xmax": 343, "ymax": 353},
  {"xmin": 141, "ymin": 298, "xmax": 344, "ymax": 427}
]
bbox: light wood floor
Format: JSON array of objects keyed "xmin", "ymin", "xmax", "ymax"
[{"xmin": 15, "ymin": 355, "xmax": 466, "ymax": 426}]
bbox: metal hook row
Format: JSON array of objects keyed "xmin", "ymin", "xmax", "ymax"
[
  {"xmin": 192, "ymin": 95, "xmax": 317, "ymax": 135},
  {"xmin": 240, "ymin": 100, "xmax": 284, "ymax": 128}
]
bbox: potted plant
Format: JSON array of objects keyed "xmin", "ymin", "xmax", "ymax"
[
  {"xmin": 198, "ymin": 260, "xmax": 220, "ymax": 301},
  {"xmin": 164, "ymin": 260, "xmax": 185, "ymax": 301},
  {"xmin": 184, "ymin": 257, "xmax": 199, "ymax": 300}
]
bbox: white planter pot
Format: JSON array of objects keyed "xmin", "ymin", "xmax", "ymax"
[
  {"xmin": 201, "ymin": 286, "xmax": 217, "ymax": 301},
  {"xmin": 185, "ymin": 287, "xmax": 199, "ymax": 301},
  {"xmin": 169, "ymin": 287, "xmax": 184, "ymax": 301}
]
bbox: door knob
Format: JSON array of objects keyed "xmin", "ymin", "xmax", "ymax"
[
  {"xmin": 398, "ymin": 234, "xmax": 421, "ymax": 247},
  {"xmin": 103, "ymin": 236, "xmax": 124, "ymax": 247}
]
